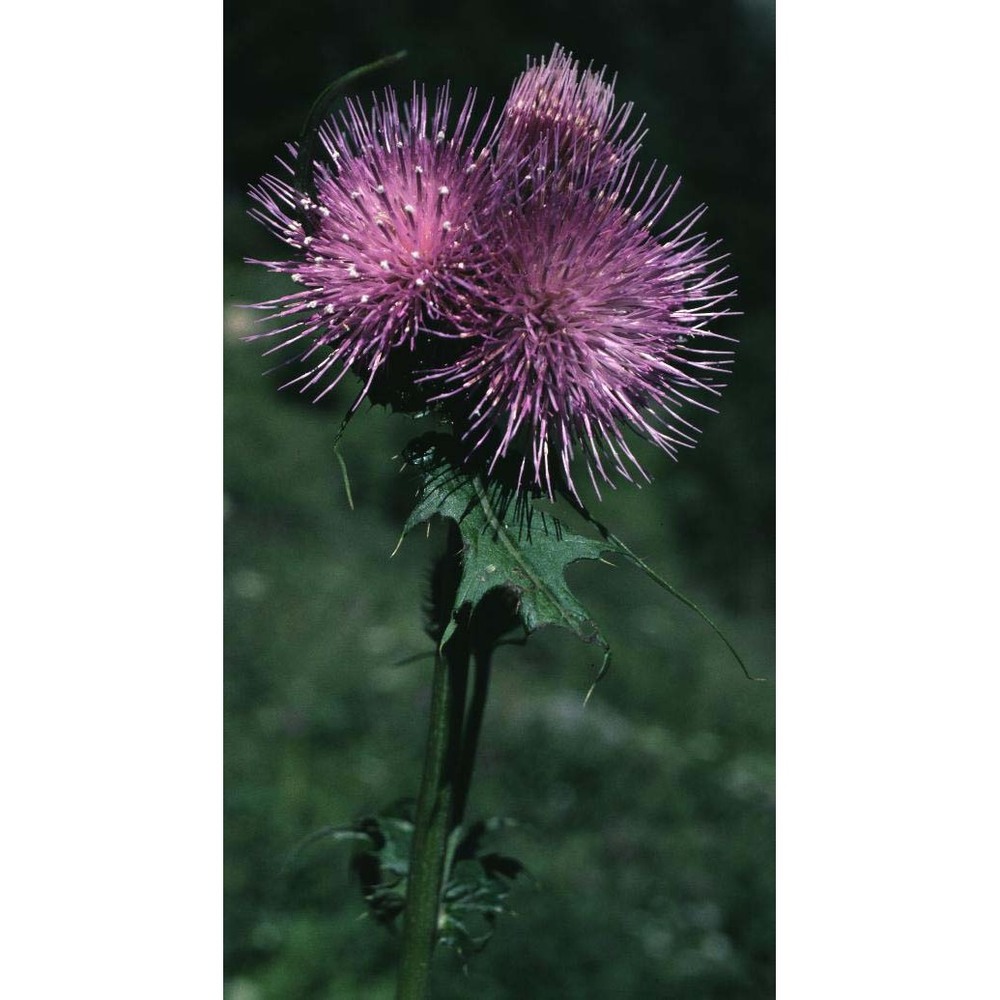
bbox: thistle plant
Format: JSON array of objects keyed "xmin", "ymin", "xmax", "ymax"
[{"xmin": 246, "ymin": 44, "xmax": 747, "ymax": 1000}]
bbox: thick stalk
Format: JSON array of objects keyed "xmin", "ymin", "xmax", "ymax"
[
  {"xmin": 396, "ymin": 524, "xmax": 511, "ymax": 1000},
  {"xmin": 396, "ymin": 619, "xmax": 469, "ymax": 1000}
]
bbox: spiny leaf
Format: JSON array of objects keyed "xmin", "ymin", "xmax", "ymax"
[
  {"xmin": 400, "ymin": 434, "xmax": 613, "ymax": 677},
  {"xmin": 313, "ymin": 806, "xmax": 527, "ymax": 954}
]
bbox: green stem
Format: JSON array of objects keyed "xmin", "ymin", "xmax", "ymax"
[
  {"xmin": 396, "ymin": 619, "xmax": 469, "ymax": 1000},
  {"xmin": 452, "ymin": 647, "xmax": 493, "ymax": 829},
  {"xmin": 396, "ymin": 522, "xmax": 512, "ymax": 1000}
]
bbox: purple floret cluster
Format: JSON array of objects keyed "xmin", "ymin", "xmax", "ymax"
[{"xmin": 248, "ymin": 45, "xmax": 736, "ymax": 499}]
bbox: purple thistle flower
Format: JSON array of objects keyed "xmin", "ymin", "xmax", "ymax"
[
  {"xmin": 246, "ymin": 48, "xmax": 737, "ymax": 502},
  {"xmin": 246, "ymin": 86, "xmax": 497, "ymax": 408},
  {"xmin": 498, "ymin": 44, "xmax": 644, "ymax": 187},
  {"xmin": 424, "ymin": 145, "xmax": 737, "ymax": 501}
]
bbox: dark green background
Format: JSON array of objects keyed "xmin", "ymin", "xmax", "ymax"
[{"xmin": 225, "ymin": 2, "xmax": 774, "ymax": 996}]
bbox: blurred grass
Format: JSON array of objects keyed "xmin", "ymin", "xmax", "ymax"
[{"xmin": 224, "ymin": 191, "xmax": 774, "ymax": 996}]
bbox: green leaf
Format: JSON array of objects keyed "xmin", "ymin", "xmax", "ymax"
[
  {"xmin": 302, "ymin": 804, "xmax": 528, "ymax": 955},
  {"xmin": 400, "ymin": 434, "xmax": 613, "ymax": 677},
  {"xmin": 439, "ymin": 852, "xmax": 526, "ymax": 956}
]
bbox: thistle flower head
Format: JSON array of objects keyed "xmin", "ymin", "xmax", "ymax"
[
  {"xmin": 499, "ymin": 44, "xmax": 644, "ymax": 186},
  {"xmin": 247, "ymin": 86, "xmax": 496, "ymax": 406},
  {"xmin": 247, "ymin": 47, "xmax": 737, "ymax": 501},
  {"xmin": 424, "ymin": 149, "xmax": 736, "ymax": 499}
]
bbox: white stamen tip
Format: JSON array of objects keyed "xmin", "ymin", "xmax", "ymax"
[
  {"xmin": 438, "ymin": 186, "xmax": 450, "ymax": 196},
  {"xmin": 291, "ymin": 274, "xmax": 303, "ymax": 283},
  {"xmin": 380, "ymin": 260, "xmax": 390, "ymax": 270},
  {"xmin": 404, "ymin": 204, "xmax": 415, "ymax": 215},
  {"xmin": 360, "ymin": 294, "xmax": 370, "ymax": 303}
]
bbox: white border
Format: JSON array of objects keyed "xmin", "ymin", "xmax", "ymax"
[
  {"xmin": 779, "ymin": 1, "xmax": 999, "ymax": 995},
  {"xmin": 3, "ymin": 2, "xmax": 221, "ymax": 995}
]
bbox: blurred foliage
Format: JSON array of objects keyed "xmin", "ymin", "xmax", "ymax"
[{"xmin": 225, "ymin": 1, "xmax": 773, "ymax": 996}]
